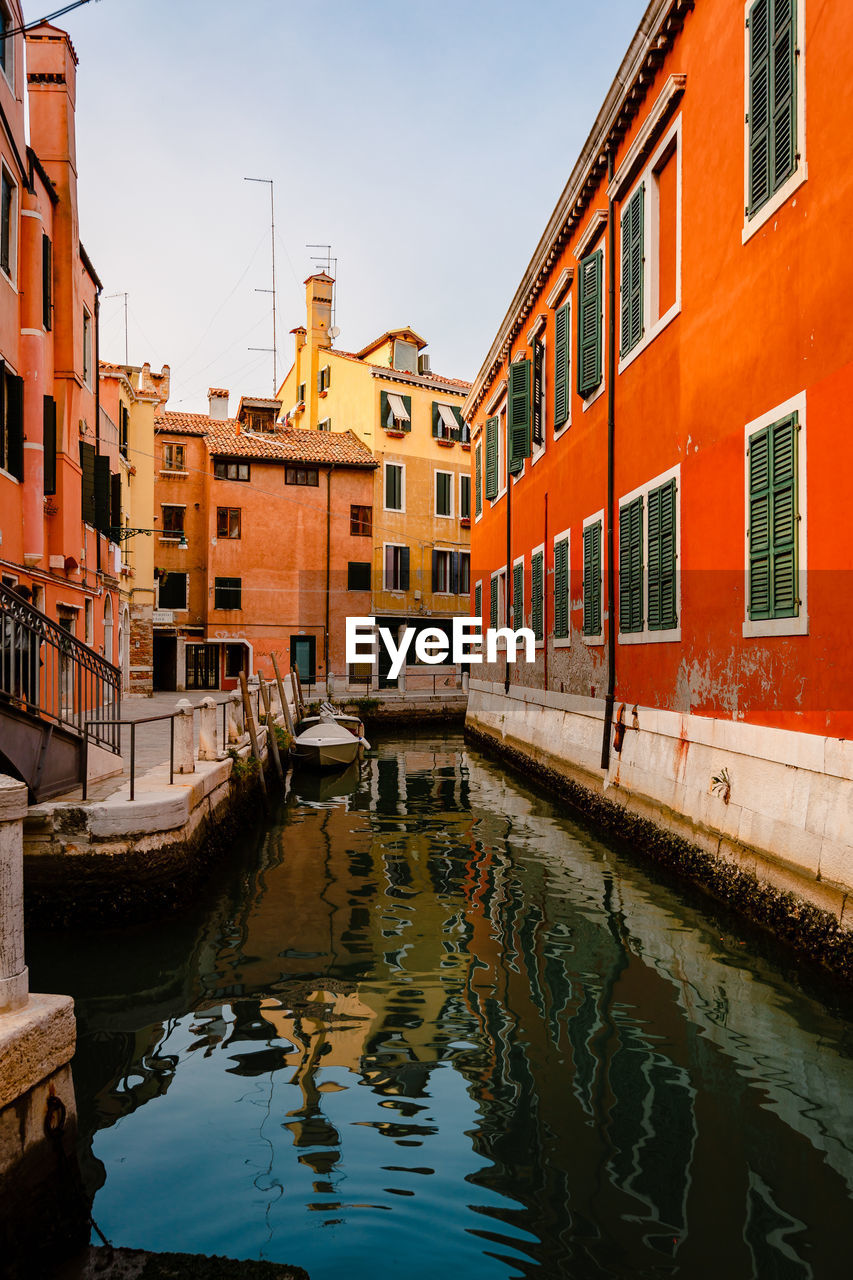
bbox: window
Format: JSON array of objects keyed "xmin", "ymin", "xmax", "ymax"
[
  {"xmin": 532, "ymin": 336, "xmax": 546, "ymax": 451},
  {"xmin": 490, "ymin": 568, "xmax": 507, "ymax": 630},
  {"xmin": 485, "ymin": 417, "xmax": 499, "ymax": 500},
  {"xmin": 474, "ymin": 580, "xmax": 482, "ymax": 620},
  {"xmin": 577, "ymin": 250, "xmax": 603, "ymax": 397},
  {"xmin": 285, "ymin": 466, "xmax": 319, "ymax": 486},
  {"xmin": 385, "ymin": 462, "xmax": 404, "ymax": 511},
  {"xmin": 393, "ymin": 339, "xmax": 417, "ymax": 373},
  {"xmin": 214, "ymin": 577, "xmax": 242, "ymax": 609},
  {"xmin": 512, "ymin": 558, "xmax": 524, "ymax": 627},
  {"xmin": 79, "ymin": 441, "xmax": 95, "ymax": 523},
  {"xmin": 475, "ymin": 441, "xmax": 483, "ymax": 516},
  {"xmin": 297, "ymin": 382, "xmax": 306, "ymax": 403},
  {"xmin": 433, "ymin": 549, "xmax": 456, "ymax": 594},
  {"xmin": 318, "ymin": 418, "xmax": 331, "ymax": 432},
  {"xmin": 746, "ymin": 407, "xmax": 802, "ymax": 628},
  {"xmin": 318, "ymin": 364, "xmax": 331, "ymax": 393},
  {"xmin": 435, "ymin": 470, "xmax": 453, "ymax": 517},
  {"xmin": 158, "ymin": 571, "xmax": 187, "ymax": 611},
  {"xmin": 432, "ymin": 401, "xmax": 462, "ymax": 442},
  {"xmin": 351, "ymin": 504, "xmax": 372, "ymax": 536},
  {"xmin": 508, "ymin": 359, "xmax": 531, "ymax": 474},
  {"xmin": 348, "ymin": 561, "xmax": 371, "ymax": 591},
  {"xmin": 163, "ymin": 443, "xmax": 186, "ymax": 472},
  {"xmin": 459, "ymin": 552, "xmax": 471, "ymax": 597},
  {"xmin": 82, "ymin": 308, "xmax": 92, "ymax": 387},
  {"xmin": 553, "ymin": 300, "xmax": 571, "ymax": 433},
  {"xmin": 43, "ymin": 396, "xmax": 57, "ymax": 496},
  {"xmin": 620, "ymin": 185, "xmax": 644, "ymax": 356},
  {"xmin": 0, "ymin": 3, "xmax": 11, "ymax": 85},
  {"xmin": 161, "ymin": 505, "xmax": 185, "ymax": 538},
  {"xmin": 384, "ymin": 544, "xmax": 410, "ymax": 591},
  {"xmin": 583, "ymin": 518, "xmax": 603, "ymax": 640},
  {"xmin": 217, "ymin": 507, "xmax": 241, "ymax": 539},
  {"xmin": 1, "ymin": 167, "xmax": 14, "ymax": 279},
  {"xmin": 746, "ymin": 0, "xmax": 799, "ymax": 223},
  {"xmin": 380, "ymin": 390, "xmax": 412, "ymax": 433},
  {"xmin": 553, "ymin": 534, "xmax": 570, "ymax": 641},
  {"xmin": 42, "ymin": 234, "xmax": 52, "ymax": 330},
  {"xmin": 619, "ymin": 468, "xmax": 680, "ymax": 642},
  {"xmin": 531, "ymin": 548, "xmax": 544, "ymax": 642},
  {"xmin": 119, "ymin": 404, "xmax": 129, "ymax": 458},
  {"xmin": 84, "ymin": 598, "xmax": 93, "ymax": 646},
  {"xmin": 214, "ymin": 459, "xmax": 250, "ymax": 480},
  {"xmin": 225, "ymin": 644, "xmax": 245, "ymax": 678},
  {"xmin": 460, "ymin": 473, "xmax": 471, "ymax": 519},
  {"xmin": 0, "ymin": 367, "xmax": 23, "ymax": 481}
]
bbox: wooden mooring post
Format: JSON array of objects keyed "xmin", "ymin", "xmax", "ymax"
[
  {"xmin": 271, "ymin": 651, "xmax": 296, "ymax": 737},
  {"xmin": 239, "ymin": 671, "xmax": 267, "ymax": 799},
  {"xmin": 258, "ymin": 673, "xmax": 285, "ymax": 786}
]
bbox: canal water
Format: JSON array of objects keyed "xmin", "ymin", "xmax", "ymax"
[{"xmin": 28, "ymin": 732, "xmax": 853, "ymax": 1279}]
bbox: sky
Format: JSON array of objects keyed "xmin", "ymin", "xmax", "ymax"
[{"xmin": 51, "ymin": 0, "xmax": 649, "ymax": 411}]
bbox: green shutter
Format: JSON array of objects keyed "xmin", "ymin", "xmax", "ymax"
[
  {"xmin": 401, "ymin": 394, "xmax": 412, "ymax": 432},
  {"xmin": 748, "ymin": 414, "xmax": 798, "ymax": 619},
  {"xmin": 583, "ymin": 521, "xmax": 602, "ymax": 636},
  {"xmin": 6, "ymin": 372, "xmax": 23, "ymax": 481},
  {"xmin": 431, "ymin": 401, "xmax": 439, "ymax": 438},
  {"xmin": 648, "ymin": 478, "xmax": 677, "ymax": 630},
  {"xmin": 512, "ymin": 561, "xmax": 523, "ymax": 627},
  {"xmin": 94, "ymin": 454, "xmax": 111, "ymax": 535},
  {"xmin": 531, "ymin": 551, "xmax": 544, "ymax": 641},
  {"xmin": 474, "ymin": 581, "xmax": 482, "ymax": 620},
  {"xmin": 619, "ymin": 496, "xmax": 644, "ymax": 633},
  {"xmin": 620, "ymin": 185, "xmax": 644, "ymax": 356},
  {"xmin": 79, "ymin": 441, "xmax": 96, "ymax": 525},
  {"xmin": 485, "ymin": 416, "xmax": 499, "ymax": 500},
  {"xmin": 111, "ymin": 472, "xmax": 122, "ymax": 537},
  {"xmin": 42, "ymin": 233, "xmax": 52, "ymax": 330},
  {"xmin": 554, "ymin": 538, "xmax": 569, "ymax": 639},
  {"xmin": 490, "ymin": 576, "xmax": 498, "ymax": 630},
  {"xmin": 475, "ymin": 442, "xmax": 483, "ymax": 516},
  {"xmin": 578, "ymin": 251, "xmax": 603, "ymax": 396},
  {"xmin": 553, "ymin": 302, "xmax": 570, "ymax": 428},
  {"xmin": 508, "ymin": 359, "xmax": 531, "ymax": 473},
  {"xmin": 748, "ymin": 0, "xmax": 796, "ymax": 215},
  {"xmin": 43, "ymin": 396, "xmax": 57, "ymax": 495}
]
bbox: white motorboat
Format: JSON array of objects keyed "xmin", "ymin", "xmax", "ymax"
[{"xmin": 291, "ymin": 719, "xmax": 370, "ymax": 771}]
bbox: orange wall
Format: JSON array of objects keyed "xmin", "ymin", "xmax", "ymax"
[{"xmin": 471, "ymin": 0, "xmax": 853, "ymax": 737}]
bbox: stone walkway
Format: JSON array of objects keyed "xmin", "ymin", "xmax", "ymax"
[{"xmin": 57, "ymin": 690, "xmax": 251, "ymax": 804}]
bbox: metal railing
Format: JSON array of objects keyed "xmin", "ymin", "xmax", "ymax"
[
  {"xmin": 1, "ymin": 581, "xmax": 121, "ymax": 752},
  {"xmin": 82, "ymin": 711, "xmax": 176, "ymax": 802}
]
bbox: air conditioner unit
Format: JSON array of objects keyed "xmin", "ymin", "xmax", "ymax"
[{"xmin": 418, "ymin": 354, "xmax": 431, "ymax": 375}]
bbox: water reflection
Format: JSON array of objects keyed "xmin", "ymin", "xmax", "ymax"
[{"xmin": 27, "ymin": 734, "xmax": 853, "ymax": 1279}]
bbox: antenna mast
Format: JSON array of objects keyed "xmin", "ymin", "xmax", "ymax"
[
  {"xmin": 105, "ymin": 292, "xmax": 129, "ymax": 364},
  {"xmin": 245, "ymin": 177, "xmax": 277, "ymax": 394}
]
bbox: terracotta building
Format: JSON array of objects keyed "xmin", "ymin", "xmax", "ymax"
[
  {"xmin": 467, "ymin": 0, "xmax": 853, "ymax": 913},
  {"xmin": 0, "ymin": 15, "xmax": 120, "ymax": 653},
  {"xmin": 277, "ymin": 274, "xmax": 472, "ymax": 687},
  {"xmin": 153, "ymin": 389, "xmax": 377, "ymax": 691}
]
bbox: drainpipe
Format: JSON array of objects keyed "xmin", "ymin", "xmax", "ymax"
[
  {"xmin": 325, "ymin": 463, "xmax": 334, "ymax": 678},
  {"xmin": 600, "ymin": 148, "xmax": 617, "ymax": 771},
  {"xmin": 504, "ymin": 362, "xmax": 512, "ymax": 695},
  {"xmin": 543, "ymin": 490, "xmax": 548, "ymax": 693}
]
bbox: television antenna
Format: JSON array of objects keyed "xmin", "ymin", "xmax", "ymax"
[
  {"xmin": 104, "ymin": 292, "xmax": 128, "ymax": 364},
  {"xmin": 245, "ymin": 177, "xmax": 278, "ymax": 393}
]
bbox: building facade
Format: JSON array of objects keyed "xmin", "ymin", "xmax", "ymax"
[
  {"xmin": 467, "ymin": 0, "xmax": 853, "ymax": 913},
  {"xmin": 0, "ymin": 15, "xmax": 121, "ymax": 663},
  {"xmin": 99, "ymin": 361, "xmax": 169, "ymax": 694},
  {"xmin": 277, "ymin": 274, "xmax": 472, "ymax": 687},
  {"xmin": 153, "ymin": 390, "xmax": 377, "ymax": 691}
]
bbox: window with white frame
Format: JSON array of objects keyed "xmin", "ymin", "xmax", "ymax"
[
  {"xmin": 384, "ymin": 461, "xmax": 405, "ymax": 512},
  {"xmin": 617, "ymin": 117, "xmax": 682, "ymax": 370},
  {"xmin": 0, "ymin": 164, "xmax": 15, "ymax": 282},
  {"xmin": 0, "ymin": 2, "xmax": 13, "ymax": 89},
  {"xmin": 553, "ymin": 298, "xmax": 571, "ymax": 435},
  {"xmin": 743, "ymin": 391, "xmax": 807, "ymax": 638},
  {"xmin": 459, "ymin": 473, "xmax": 471, "ymax": 519},
  {"xmin": 511, "ymin": 556, "xmax": 524, "ymax": 628},
  {"xmin": 553, "ymin": 530, "xmax": 570, "ymax": 644},
  {"xmin": 582, "ymin": 512, "xmax": 604, "ymax": 644},
  {"xmin": 618, "ymin": 465, "xmax": 681, "ymax": 643},
  {"xmin": 531, "ymin": 333, "xmax": 546, "ymax": 455},
  {"xmin": 384, "ymin": 543, "xmax": 410, "ymax": 592},
  {"xmin": 163, "ymin": 443, "xmax": 186, "ymax": 472},
  {"xmin": 433, "ymin": 549, "xmax": 455, "ymax": 594},
  {"xmin": 531, "ymin": 545, "xmax": 544, "ymax": 643},
  {"xmin": 744, "ymin": 0, "xmax": 805, "ymax": 240},
  {"xmin": 435, "ymin": 470, "xmax": 453, "ymax": 517},
  {"xmin": 459, "ymin": 551, "xmax": 470, "ymax": 596}
]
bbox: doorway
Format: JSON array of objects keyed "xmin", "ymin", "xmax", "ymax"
[
  {"xmin": 153, "ymin": 633, "xmax": 177, "ymax": 690},
  {"xmin": 290, "ymin": 635, "xmax": 316, "ymax": 687}
]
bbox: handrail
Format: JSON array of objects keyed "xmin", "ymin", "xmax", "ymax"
[
  {"xmin": 1, "ymin": 581, "xmax": 121, "ymax": 753},
  {"xmin": 82, "ymin": 711, "xmax": 177, "ymax": 802}
]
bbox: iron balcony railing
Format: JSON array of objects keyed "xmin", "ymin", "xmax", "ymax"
[{"xmin": 0, "ymin": 581, "xmax": 121, "ymax": 753}]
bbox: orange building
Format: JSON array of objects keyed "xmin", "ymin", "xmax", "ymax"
[
  {"xmin": 0, "ymin": 17, "xmax": 122, "ymax": 656},
  {"xmin": 467, "ymin": 0, "xmax": 853, "ymax": 908},
  {"xmin": 153, "ymin": 390, "xmax": 377, "ymax": 691}
]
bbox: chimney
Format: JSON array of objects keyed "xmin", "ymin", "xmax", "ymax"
[
  {"xmin": 305, "ymin": 274, "xmax": 334, "ymax": 351},
  {"xmin": 208, "ymin": 388, "xmax": 229, "ymax": 420}
]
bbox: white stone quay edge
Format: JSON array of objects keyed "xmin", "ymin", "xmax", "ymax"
[{"xmin": 0, "ymin": 993, "xmax": 76, "ymax": 1112}]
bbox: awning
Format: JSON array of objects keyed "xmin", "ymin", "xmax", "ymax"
[
  {"xmin": 437, "ymin": 403, "xmax": 457, "ymax": 431},
  {"xmin": 387, "ymin": 392, "xmax": 411, "ymax": 422}
]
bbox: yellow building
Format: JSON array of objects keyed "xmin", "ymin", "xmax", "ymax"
[
  {"xmin": 99, "ymin": 360, "xmax": 169, "ymax": 693},
  {"xmin": 277, "ymin": 274, "xmax": 471, "ymax": 687}
]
